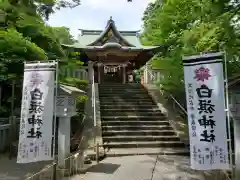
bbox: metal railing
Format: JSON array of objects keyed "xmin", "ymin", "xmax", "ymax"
[
  {"xmin": 63, "ymin": 67, "xmax": 88, "ymax": 80},
  {"xmin": 25, "ymin": 135, "xmax": 101, "ymax": 180},
  {"xmin": 169, "ymin": 95, "xmax": 187, "ymax": 116},
  {"xmin": 144, "ymin": 67, "xmax": 187, "ymax": 116},
  {"xmin": 0, "ymin": 117, "xmax": 10, "ymax": 124},
  {"xmin": 146, "ymin": 68, "xmax": 155, "ymax": 83}
]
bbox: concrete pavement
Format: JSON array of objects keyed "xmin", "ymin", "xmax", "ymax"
[
  {"xmin": 0, "ymin": 155, "xmax": 52, "ymax": 180},
  {"xmin": 0, "ymin": 153, "xmax": 229, "ymax": 180},
  {"xmin": 68, "ymin": 155, "xmax": 205, "ymax": 180}
]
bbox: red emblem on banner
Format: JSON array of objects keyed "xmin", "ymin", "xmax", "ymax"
[
  {"xmin": 194, "ymin": 67, "xmax": 211, "ymax": 81},
  {"xmin": 28, "ymin": 72, "xmax": 43, "ymax": 88}
]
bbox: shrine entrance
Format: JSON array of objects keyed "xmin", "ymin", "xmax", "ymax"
[
  {"xmin": 62, "ymin": 17, "xmax": 160, "ymax": 84},
  {"xmin": 94, "ymin": 63, "xmax": 127, "ymax": 84},
  {"xmin": 103, "ymin": 72, "xmax": 121, "ymax": 83},
  {"xmin": 102, "ymin": 65, "xmax": 123, "ymax": 83}
]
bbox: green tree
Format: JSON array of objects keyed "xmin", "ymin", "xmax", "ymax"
[
  {"xmin": 0, "ymin": 0, "xmax": 85, "ymax": 116},
  {"xmin": 52, "ymin": 26, "xmax": 76, "ymax": 44},
  {"xmin": 141, "ymin": 0, "xmax": 240, "ymax": 100}
]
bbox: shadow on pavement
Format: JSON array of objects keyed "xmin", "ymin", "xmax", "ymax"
[
  {"xmin": 86, "ymin": 163, "xmax": 120, "ymax": 174},
  {"xmin": 0, "ymin": 155, "xmax": 52, "ymax": 180}
]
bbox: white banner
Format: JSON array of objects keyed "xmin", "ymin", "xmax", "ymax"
[
  {"xmin": 183, "ymin": 52, "xmax": 229, "ymax": 170},
  {"xmin": 17, "ymin": 62, "xmax": 56, "ymax": 163}
]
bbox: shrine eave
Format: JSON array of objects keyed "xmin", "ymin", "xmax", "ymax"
[
  {"xmin": 62, "ymin": 43, "xmax": 162, "ymax": 68},
  {"xmin": 62, "ymin": 43, "xmax": 161, "ymax": 53}
]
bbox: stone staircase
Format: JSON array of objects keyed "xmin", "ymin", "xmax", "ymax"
[{"xmin": 99, "ymin": 83, "xmax": 188, "ymax": 156}]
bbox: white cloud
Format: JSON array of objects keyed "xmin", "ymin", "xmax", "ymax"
[
  {"xmin": 83, "ymin": 0, "xmax": 148, "ymax": 10},
  {"xmin": 83, "ymin": 0, "xmax": 126, "ymax": 9},
  {"xmin": 48, "ymin": 0, "xmax": 153, "ymax": 38}
]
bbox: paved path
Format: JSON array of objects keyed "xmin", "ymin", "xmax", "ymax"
[
  {"xmin": 0, "ymin": 155, "xmax": 52, "ymax": 180},
  {"xmin": 69, "ymin": 155, "xmax": 206, "ymax": 180}
]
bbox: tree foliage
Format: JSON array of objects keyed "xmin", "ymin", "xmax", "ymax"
[
  {"xmin": 52, "ymin": 26, "xmax": 76, "ymax": 44},
  {"xmin": 141, "ymin": 0, "xmax": 240, "ymax": 100},
  {"xmin": 0, "ymin": 0, "xmax": 85, "ymax": 116}
]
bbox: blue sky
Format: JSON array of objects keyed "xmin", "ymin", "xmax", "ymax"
[{"xmin": 48, "ymin": 0, "xmax": 155, "ymax": 38}]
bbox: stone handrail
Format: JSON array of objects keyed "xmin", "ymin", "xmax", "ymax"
[{"xmin": 145, "ymin": 68, "xmax": 187, "ymax": 116}]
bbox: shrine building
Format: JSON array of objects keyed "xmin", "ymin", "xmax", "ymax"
[{"xmin": 62, "ymin": 17, "xmax": 160, "ymax": 84}]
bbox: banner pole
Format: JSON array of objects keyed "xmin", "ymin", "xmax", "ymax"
[
  {"xmin": 9, "ymin": 78, "xmax": 15, "ymax": 160},
  {"xmin": 224, "ymin": 51, "xmax": 234, "ymax": 177},
  {"xmin": 53, "ymin": 60, "xmax": 59, "ymax": 179}
]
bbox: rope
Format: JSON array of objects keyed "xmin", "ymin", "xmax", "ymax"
[
  {"xmin": 25, "ymin": 135, "xmax": 99, "ymax": 179},
  {"xmin": 25, "ymin": 162, "xmax": 57, "ymax": 180}
]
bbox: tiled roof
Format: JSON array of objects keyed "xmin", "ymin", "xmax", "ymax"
[{"xmin": 75, "ymin": 17, "xmax": 143, "ymax": 48}]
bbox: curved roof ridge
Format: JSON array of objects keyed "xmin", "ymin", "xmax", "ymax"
[
  {"xmin": 79, "ymin": 29, "xmax": 140, "ymax": 33},
  {"xmin": 87, "ymin": 17, "xmax": 136, "ymax": 47}
]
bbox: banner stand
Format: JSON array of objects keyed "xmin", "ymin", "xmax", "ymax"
[
  {"xmin": 183, "ymin": 52, "xmax": 230, "ymax": 170},
  {"xmin": 223, "ymin": 51, "xmax": 234, "ymax": 179},
  {"xmin": 52, "ymin": 60, "xmax": 59, "ymax": 180},
  {"xmin": 17, "ymin": 60, "xmax": 57, "ymax": 164}
]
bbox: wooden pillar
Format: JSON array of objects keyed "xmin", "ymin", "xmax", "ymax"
[
  {"xmin": 117, "ymin": 66, "xmax": 121, "ymax": 83},
  {"xmin": 97, "ymin": 63, "xmax": 101, "ymax": 84},
  {"xmin": 122, "ymin": 64, "xmax": 127, "ymax": 84}
]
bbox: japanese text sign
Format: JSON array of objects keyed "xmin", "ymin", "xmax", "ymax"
[
  {"xmin": 183, "ymin": 52, "xmax": 229, "ymax": 170},
  {"xmin": 17, "ymin": 62, "xmax": 56, "ymax": 163},
  {"xmin": 55, "ymin": 89, "xmax": 76, "ymax": 117}
]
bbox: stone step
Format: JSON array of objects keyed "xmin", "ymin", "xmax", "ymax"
[
  {"xmin": 100, "ymin": 100, "xmax": 153, "ymax": 104},
  {"xmin": 99, "ymin": 86, "xmax": 143, "ymax": 89},
  {"xmin": 101, "ymin": 120, "xmax": 170, "ymax": 126},
  {"xmin": 99, "ymin": 86, "xmax": 145, "ymax": 89},
  {"xmin": 99, "ymin": 92, "xmax": 147, "ymax": 96},
  {"xmin": 99, "ymin": 84, "xmax": 144, "ymax": 89},
  {"xmin": 103, "ymin": 135, "xmax": 180, "ymax": 142},
  {"xmin": 99, "ymin": 87, "xmax": 146, "ymax": 90},
  {"xmin": 99, "ymin": 88, "xmax": 145, "ymax": 91},
  {"xmin": 103, "ymin": 141, "xmax": 185, "ymax": 148},
  {"xmin": 100, "ymin": 106, "xmax": 161, "ymax": 111},
  {"xmin": 100, "ymin": 108, "xmax": 161, "ymax": 112},
  {"xmin": 100, "ymin": 104, "xmax": 158, "ymax": 109},
  {"xmin": 105, "ymin": 148, "xmax": 190, "ymax": 156},
  {"xmin": 99, "ymin": 93, "xmax": 151, "ymax": 99},
  {"xmin": 99, "ymin": 83, "xmax": 141, "ymax": 86},
  {"xmin": 101, "ymin": 111, "xmax": 164, "ymax": 116},
  {"xmin": 102, "ymin": 130, "xmax": 176, "ymax": 136},
  {"xmin": 101, "ymin": 116, "xmax": 166, "ymax": 121},
  {"xmin": 99, "ymin": 85, "xmax": 144, "ymax": 87},
  {"xmin": 99, "ymin": 92, "xmax": 150, "ymax": 99},
  {"xmin": 102, "ymin": 125, "xmax": 173, "ymax": 131},
  {"xmin": 100, "ymin": 101, "xmax": 155, "ymax": 105},
  {"xmin": 99, "ymin": 98, "xmax": 153, "ymax": 102}
]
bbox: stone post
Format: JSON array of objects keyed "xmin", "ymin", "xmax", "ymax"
[
  {"xmin": 88, "ymin": 61, "xmax": 94, "ymax": 84},
  {"xmin": 58, "ymin": 115, "xmax": 71, "ymax": 169},
  {"xmin": 144, "ymin": 65, "xmax": 148, "ymax": 84}
]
